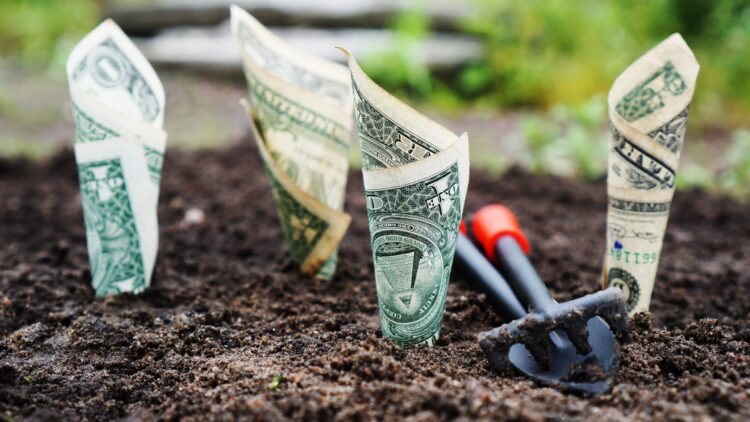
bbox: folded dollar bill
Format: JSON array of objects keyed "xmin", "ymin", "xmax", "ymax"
[
  {"xmin": 67, "ymin": 20, "xmax": 167, "ymax": 296},
  {"xmin": 230, "ymin": 6, "xmax": 353, "ymax": 279},
  {"xmin": 602, "ymin": 34, "xmax": 700, "ymax": 314},
  {"xmin": 341, "ymin": 49, "xmax": 470, "ymax": 347}
]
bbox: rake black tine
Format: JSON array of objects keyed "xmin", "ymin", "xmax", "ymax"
[{"xmin": 562, "ymin": 317, "xmax": 594, "ymax": 356}]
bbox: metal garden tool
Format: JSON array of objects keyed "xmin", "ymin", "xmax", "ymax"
[
  {"xmin": 455, "ymin": 229, "xmax": 527, "ymax": 321},
  {"xmin": 455, "ymin": 229, "xmax": 623, "ymax": 394},
  {"xmin": 459, "ymin": 205, "xmax": 628, "ymax": 394}
]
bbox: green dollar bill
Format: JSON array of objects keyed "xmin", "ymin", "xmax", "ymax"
[
  {"xmin": 232, "ymin": 8, "xmax": 353, "ymax": 279},
  {"xmin": 241, "ymin": 102, "xmax": 351, "ymax": 279},
  {"xmin": 68, "ymin": 20, "xmax": 165, "ymax": 295},
  {"xmin": 367, "ymin": 164, "xmax": 462, "ymax": 347},
  {"xmin": 603, "ymin": 33, "xmax": 700, "ymax": 314},
  {"xmin": 343, "ymin": 48, "xmax": 470, "ymax": 347}
]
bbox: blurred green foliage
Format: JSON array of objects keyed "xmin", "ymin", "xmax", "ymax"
[
  {"xmin": 360, "ymin": 9, "xmax": 434, "ymax": 99},
  {"xmin": 519, "ymin": 104, "xmax": 750, "ymax": 197},
  {"xmin": 362, "ymin": 0, "xmax": 750, "ymax": 195},
  {"xmin": 0, "ymin": 0, "xmax": 100, "ymax": 67},
  {"xmin": 368, "ymin": 0, "xmax": 750, "ymax": 130},
  {"xmin": 673, "ymin": 129, "xmax": 750, "ymax": 198},
  {"xmin": 3, "ymin": 0, "xmax": 747, "ymax": 129},
  {"xmin": 518, "ymin": 96, "xmax": 608, "ymax": 181},
  {"xmin": 717, "ymin": 130, "xmax": 750, "ymax": 198},
  {"xmin": 0, "ymin": 0, "xmax": 748, "ymax": 194}
]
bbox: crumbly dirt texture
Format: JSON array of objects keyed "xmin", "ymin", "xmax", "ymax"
[{"xmin": 1, "ymin": 144, "xmax": 749, "ymax": 421}]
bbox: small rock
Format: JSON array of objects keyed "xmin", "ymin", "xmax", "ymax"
[{"xmin": 182, "ymin": 207, "xmax": 205, "ymax": 226}]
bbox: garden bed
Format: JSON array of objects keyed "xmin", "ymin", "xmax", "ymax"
[{"xmin": 1, "ymin": 143, "xmax": 748, "ymax": 420}]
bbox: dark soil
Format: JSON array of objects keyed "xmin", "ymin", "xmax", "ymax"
[{"xmin": 1, "ymin": 143, "xmax": 748, "ymax": 421}]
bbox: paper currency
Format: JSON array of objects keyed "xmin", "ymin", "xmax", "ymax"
[
  {"xmin": 602, "ymin": 34, "xmax": 700, "ymax": 314},
  {"xmin": 342, "ymin": 49, "xmax": 470, "ymax": 347},
  {"xmin": 67, "ymin": 20, "xmax": 166, "ymax": 296},
  {"xmin": 230, "ymin": 6, "xmax": 353, "ymax": 279}
]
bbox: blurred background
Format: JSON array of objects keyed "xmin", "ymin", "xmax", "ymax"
[{"xmin": 1, "ymin": 0, "xmax": 748, "ymax": 195}]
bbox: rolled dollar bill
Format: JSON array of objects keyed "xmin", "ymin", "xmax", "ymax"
[
  {"xmin": 230, "ymin": 6, "xmax": 353, "ymax": 279},
  {"xmin": 67, "ymin": 20, "xmax": 166, "ymax": 296},
  {"xmin": 342, "ymin": 49, "xmax": 470, "ymax": 347},
  {"xmin": 602, "ymin": 34, "xmax": 700, "ymax": 314}
]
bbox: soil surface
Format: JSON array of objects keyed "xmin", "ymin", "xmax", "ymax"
[{"xmin": 1, "ymin": 143, "xmax": 748, "ymax": 421}]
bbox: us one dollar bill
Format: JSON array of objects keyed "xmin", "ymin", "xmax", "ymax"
[
  {"xmin": 67, "ymin": 20, "xmax": 166, "ymax": 296},
  {"xmin": 342, "ymin": 49, "xmax": 470, "ymax": 347},
  {"xmin": 231, "ymin": 6, "xmax": 353, "ymax": 279},
  {"xmin": 602, "ymin": 34, "xmax": 699, "ymax": 314}
]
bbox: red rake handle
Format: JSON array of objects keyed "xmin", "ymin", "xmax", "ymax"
[{"xmin": 472, "ymin": 204, "xmax": 530, "ymax": 260}]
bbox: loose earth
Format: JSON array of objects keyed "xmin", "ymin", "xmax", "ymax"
[{"xmin": 1, "ymin": 143, "xmax": 748, "ymax": 421}]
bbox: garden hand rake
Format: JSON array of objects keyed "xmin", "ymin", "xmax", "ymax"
[{"xmin": 456, "ymin": 205, "xmax": 628, "ymax": 394}]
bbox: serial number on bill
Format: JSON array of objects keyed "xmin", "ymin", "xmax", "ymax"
[{"xmin": 609, "ymin": 248, "xmax": 659, "ymax": 265}]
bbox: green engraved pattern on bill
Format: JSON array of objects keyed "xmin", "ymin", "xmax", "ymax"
[
  {"xmin": 78, "ymin": 159, "xmax": 147, "ymax": 296},
  {"xmin": 245, "ymin": 71, "xmax": 350, "ymax": 150},
  {"xmin": 366, "ymin": 163, "xmax": 462, "ymax": 347},
  {"xmin": 647, "ymin": 107, "xmax": 689, "ymax": 154},
  {"xmin": 604, "ymin": 195, "xmax": 669, "ymax": 314},
  {"xmin": 609, "ymin": 125, "xmax": 676, "ymax": 190},
  {"xmin": 234, "ymin": 17, "xmax": 350, "ymax": 108},
  {"xmin": 73, "ymin": 104, "xmax": 120, "ymax": 143},
  {"xmin": 73, "ymin": 105, "xmax": 163, "ymax": 187},
  {"xmin": 316, "ymin": 251, "xmax": 338, "ymax": 280},
  {"xmin": 352, "ymin": 80, "xmax": 440, "ymax": 170},
  {"xmin": 261, "ymin": 160, "xmax": 330, "ymax": 267},
  {"xmin": 615, "ymin": 62, "xmax": 687, "ymax": 123},
  {"xmin": 143, "ymin": 145, "xmax": 163, "ymax": 185},
  {"xmin": 247, "ymin": 71, "xmax": 349, "ymax": 211},
  {"xmin": 607, "ymin": 268, "xmax": 641, "ymax": 313},
  {"xmin": 71, "ymin": 37, "xmax": 162, "ymax": 123}
]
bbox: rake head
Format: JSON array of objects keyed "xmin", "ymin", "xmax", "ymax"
[{"xmin": 478, "ymin": 287, "xmax": 628, "ymax": 394}]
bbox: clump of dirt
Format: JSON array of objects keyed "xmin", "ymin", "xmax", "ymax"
[
  {"xmin": 562, "ymin": 360, "xmax": 609, "ymax": 384},
  {"xmin": 1, "ymin": 144, "xmax": 749, "ymax": 421}
]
